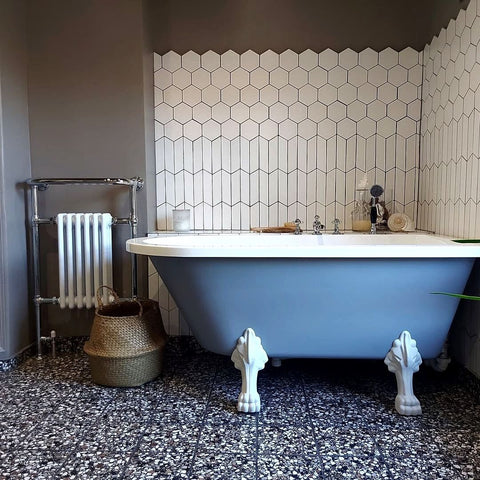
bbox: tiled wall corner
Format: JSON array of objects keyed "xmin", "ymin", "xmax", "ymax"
[
  {"xmin": 419, "ymin": 0, "xmax": 480, "ymax": 377},
  {"xmin": 151, "ymin": 47, "xmax": 422, "ymax": 335}
]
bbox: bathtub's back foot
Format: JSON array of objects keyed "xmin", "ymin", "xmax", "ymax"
[
  {"xmin": 231, "ymin": 328, "xmax": 268, "ymax": 413},
  {"xmin": 384, "ymin": 330, "xmax": 422, "ymax": 416},
  {"xmin": 424, "ymin": 342, "xmax": 451, "ymax": 372}
]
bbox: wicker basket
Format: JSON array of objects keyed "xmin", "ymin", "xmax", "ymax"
[{"xmin": 84, "ymin": 287, "xmax": 168, "ymax": 387}]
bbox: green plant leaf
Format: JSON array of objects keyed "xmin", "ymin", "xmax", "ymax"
[{"xmin": 431, "ymin": 292, "xmax": 480, "ymax": 301}]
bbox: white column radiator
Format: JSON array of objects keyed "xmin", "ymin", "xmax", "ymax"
[{"xmin": 57, "ymin": 213, "xmax": 113, "ymax": 309}]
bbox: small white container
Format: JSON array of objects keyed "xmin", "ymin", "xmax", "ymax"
[{"xmin": 172, "ymin": 209, "xmax": 191, "ymax": 232}]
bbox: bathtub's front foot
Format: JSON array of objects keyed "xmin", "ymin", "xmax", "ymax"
[
  {"xmin": 231, "ymin": 328, "xmax": 268, "ymax": 413},
  {"xmin": 384, "ymin": 330, "xmax": 422, "ymax": 416}
]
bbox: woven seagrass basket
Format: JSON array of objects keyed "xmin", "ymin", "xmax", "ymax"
[{"xmin": 84, "ymin": 287, "xmax": 168, "ymax": 387}]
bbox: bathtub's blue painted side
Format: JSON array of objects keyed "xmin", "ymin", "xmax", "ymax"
[{"xmin": 151, "ymin": 257, "xmax": 475, "ymax": 359}]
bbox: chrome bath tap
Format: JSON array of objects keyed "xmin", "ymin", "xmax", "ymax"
[{"xmin": 312, "ymin": 215, "xmax": 324, "ymax": 235}]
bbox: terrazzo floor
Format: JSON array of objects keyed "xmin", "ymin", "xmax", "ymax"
[{"xmin": 1, "ymin": 338, "xmax": 480, "ymax": 480}]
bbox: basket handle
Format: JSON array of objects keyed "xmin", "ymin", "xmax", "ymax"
[
  {"xmin": 96, "ymin": 285, "xmax": 120, "ymax": 308},
  {"xmin": 96, "ymin": 285, "xmax": 144, "ymax": 316}
]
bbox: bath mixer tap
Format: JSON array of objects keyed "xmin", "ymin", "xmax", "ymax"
[
  {"xmin": 294, "ymin": 219, "xmax": 302, "ymax": 235},
  {"xmin": 312, "ymin": 215, "xmax": 324, "ymax": 235},
  {"xmin": 332, "ymin": 218, "xmax": 342, "ymax": 234}
]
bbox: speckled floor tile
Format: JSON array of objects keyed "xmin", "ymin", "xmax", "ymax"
[{"xmin": 2, "ymin": 338, "xmax": 480, "ymax": 480}]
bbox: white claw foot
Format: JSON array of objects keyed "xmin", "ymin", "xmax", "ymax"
[
  {"xmin": 384, "ymin": 331, "xmax": 422, "ymax": 416},
  {"xmin": 231, "ymin": 328, "xmax": 268, "ymax": 413}
]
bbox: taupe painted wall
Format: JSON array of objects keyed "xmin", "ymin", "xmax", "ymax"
[
  {"xmin": 27, "ymin": 0, "xmax": 155, "ymax": 337},
  {"xmin": 0, "ymin": 0, "xmax": 33, "ymax": 360},
  {"xmin": 149, "ymin": 0, "xmax": 469, "ymax": 54}
]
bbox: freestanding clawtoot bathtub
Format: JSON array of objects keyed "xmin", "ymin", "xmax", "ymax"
[{"xmin": 127, "ymin": 232, "xmax": 480, "ymax": 415}]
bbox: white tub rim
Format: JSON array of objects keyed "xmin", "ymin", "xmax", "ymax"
[{"xmin": 126, "ymin": 232, "xmax": 480, "ymax": 258}]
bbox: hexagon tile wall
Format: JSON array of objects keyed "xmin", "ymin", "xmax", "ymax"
[
  {"xmin": 151, "ymin": 46, "xmax": 422, "ymax": 334},
  {"xmin": 154, "ymin": 47, "xmax": 422, "ymax": 234}
]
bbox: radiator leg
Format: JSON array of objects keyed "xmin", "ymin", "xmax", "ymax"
[
  {"xmin": 384, "ymin": 330, "xmax": 422, "ymax": 416},
  {"xmin": 231, "ymin": 328, "xmax": 268, "ymax": 413}
]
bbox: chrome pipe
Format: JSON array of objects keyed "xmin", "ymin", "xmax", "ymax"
[
  {"xmin": 31, "ymin": 186, "xmax": 43, "ymax": 358},
  {"xmin": 129, "ymin": 179, "xmax": 139, "ymax": 298},
  {"xmin": 27, "ymin": 177, "xmax": 144, "ymax": 189}
]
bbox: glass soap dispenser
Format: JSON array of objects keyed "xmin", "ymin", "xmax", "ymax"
[{"xmin": 351, "ymin": 174, "xmax": 371, "ymax": 232}]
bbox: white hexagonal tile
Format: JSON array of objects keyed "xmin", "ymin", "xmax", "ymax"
[
  {"xmin": 201, "ymin": 51, "xmax": 221, "ymax": 72},
  {"xmin": 454, "ymin": 53, "xmax": 466, "ymax": 78},
  {"xmin": 368, "ymin": 65, "xmax": 387, "ymax": 86},
  {"xmin": 407, "ymin": 99, "xmax": 421, "ymax": 120},
  {"xmin": 221, "ymin": 50, "xmax": 240, "ymax": 72},
  {"xmin": 289, "ymin": 67, "xmax": 308, "ymax": 88},
  {"xmin": 368, "ymin": 100, "xmax": 386, "ymax": 120},
  {"xmin": 241, "ymin": 119, "xmax": 259, "ymax": 139},
  {"xmin": 357, "ymin": 117, "xmax": 376, "ymax": 138},
  {"xmin": 379, "ymin": 47, "xmax": 398, "ymax": 68},
  {"xmin": 203, "ymin": 119, "xmax": 221, "ymax": 140},
  {"xmin": 459, "ymin": 70, "xmax": 470, "ymax": 97},
  {"xmin": 299, "ymin": 85, "xmax": 317, "ymax": 106},
  {"xmin": 289, "ymin": 102, "xmax": 308, "ymax": 122},
  {"xmin": 328, "ymin": 66, "xmax": 347, "ymax": 87},
  {"xmin": 328, "ymin": 101, "xmax": 346, "ymax": 122},
  {"xmin": 279, "ymin": 85, "xmax": 298, "ymax": 106},
  {"xmin": 231, "ymin": 68, "xmax": 249, "ymax": 89},
  {"xmin": 154, "ymin": 121, "xmax": 164, "ymax": 140},
  {"xmin": 397, "ymin": 117, "xmax": 416, "ymax": 137},
  {"xmin": 398, "ymin": 83, "xmax": 417, "ymax": 103},
  {"xmin": 377, "ymin": 83, "xmax": 397, "ymax": 103},
  {"xmin": 231, "ymin": 103, "xmax": 250, "ymax": 122},
  {"xmin": 250, "ymin": 102, "xmax": 269, "ymax": 123},
  {"xmin": 298, "ymin": 50, "xmax": 318, "ymax": 71},
  {"xmin": 309, "ymin": 66, "xmax": 327, "ymax": 88},
  {"xmin": 211, "ymin": 68, "xmax": 230, "ymax": 89},
  {"xmin": 278, "ymin": 119, "xmax": 297, "ymax": 139},
  {"xmin": 465, "ymin": 44, "xmax": 476, "ymax": 72},
  {"xmin": 222, "ymin": 119, "xmax": 240, "ymax": 140},
  {"xmin": 174, "ymin": 103, "xmax": 192, "ymax": 123},
  {"xmin": 408, "ymin": 65, "xmax": 423, "ymax": 86},
  {"xmin": 202, "ymin": 85, "xmax": 221, "ymax": 106},
  {"xmin": 398, "ymin": 47, "xmax": 419, "ymax": 69},
  {"xmin": 318, "ymin": 49, "xmax": 338, "ymax": 70},
  {"xmin": 449, "ymin": 78, "xmax": 459, "ymax": 102},
  {"xmin": 211, "ymin": 103, "xmax": 230, "ymax": 123},
  {"xmin": 270, "ymin": 67, "xmax": 289, "ymax": 88},
  {"xmin": 192, "ymin": 102, "xmax": 212, "ymax": 123},
  {"xmin": 173, "ymin": 68, "xmax": 192, "ymax": 89},
  {"xmin": 388, "ymin": 65, "xmax": 408, "ymax": 87},
  {"xmin": 279, "ymin": 50, "xmax": 298, "ymax": 70},
  {"xmin": 460, "ymin": 27, "xmax": 471, "ymax": 54},
  {"xmin": 318, "ymin": 84, "xmax": 337, "ymax": 105},
  {"xmin": 338, "ymin": 84, "xmax": 357, "ymax": 104},
  {"xmin": 260, "ymin": 119, "xmax": 278, "ymax": 140},
  {"xmin": 163, "ymin": 51, "xmax": 181, "ymax": 72},
  {"xmin": 182, "ymin": 51, "xmax": 201, "ymax": 72},
  {"xmin": 260, "ymin": 50, "xmax": 279, "ymax": 71},
  {"xmin": 388, "ymin": 99, "xmax": 407, "ymax": 121},
  {"xmin": 359, "ymin": 48, "xmax": 378, "ymax": 69},
  {"xmin": 270, "ymin": 102, "xmax": 289, "ymax": 123},
  {"xmin": 165, "ymin": 120, "xmax": 183, "ymax": 140},
  {"xmin": 250, "ymin": 68, "xmax": 269, "ymax": 89},
  {"xmin": 241, "ymin": 85, "xmax": 260, "ymax": 106},
  {"xmin": 472, "ymin": 16, "xmax": 480, "ymax": 42},
  {"xmin": 358, "ymin": 83, "xmax": 377, "ymax": 104},
  {"xmin": 470, "ymin": 63, "xmax": 480, "ymax": 90},
  {"xmin": 154, "ymin": 87, "xmax": 163, "ymax": 106},
  {"xmin": 260, "ymin": 85, "xmax": 279, "ymax": 106},
  {"xmin": 317, "ymin": 118, "xmax": 336, "ymax": 139},
  {"xmin": 308, "ymin": 102, "xmax": 327, "ymax": 122},
  {"xmin": 377, "ymin": 117, "xmax": 396, "ymax": 137},
  {"xmin": 453, "ymin": 96, "xmax": 464, "ymax": 120},
  {"xmin": 347, "ymin": 100, "xmax": 366, "ymax": 121},
  {"xmin": 348, "ymin": 66, "xmax": 367, "ymax": 87},
  {"xmin": 183, "ymin": 85, "xmax": 202, "ymax": 106},
  {"xmin": 339, "ymin": 49, "xmax": 358, "ymax": 69},
  {"xmin": 154, "ymin": 69, "xmax": 173, "ymax": 88},
  {"xmin": 184, "ymin": 120, "xmax": 202, "ymax": 140},
  {"xmin": 155, "ymin": 104, "xmax": 174, "ymax": 124},
  {"xmin": 191, "ymin": 69, "xmax": 211, "ymax": 89},
  {"xmin": 241, "ymin": 50, "xmax": 260, "ymax": 71},
  {"xmin": 221, "ymin": 85, "xmax": 240, "ymax": 106},
  {"xmin": 164, "ymin": 85, "xmax": 183, "ymax": 106},
  {"xmin": 154, "ymin": 52, "xmax": 162, "ymax": 71},
  {"xmin": 298, "ymin": 119, "xmax": 317, "ymax": 139},
  {"xmin": 337, "ymin": 118, "xmax": 356, "ymax": 139}
]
